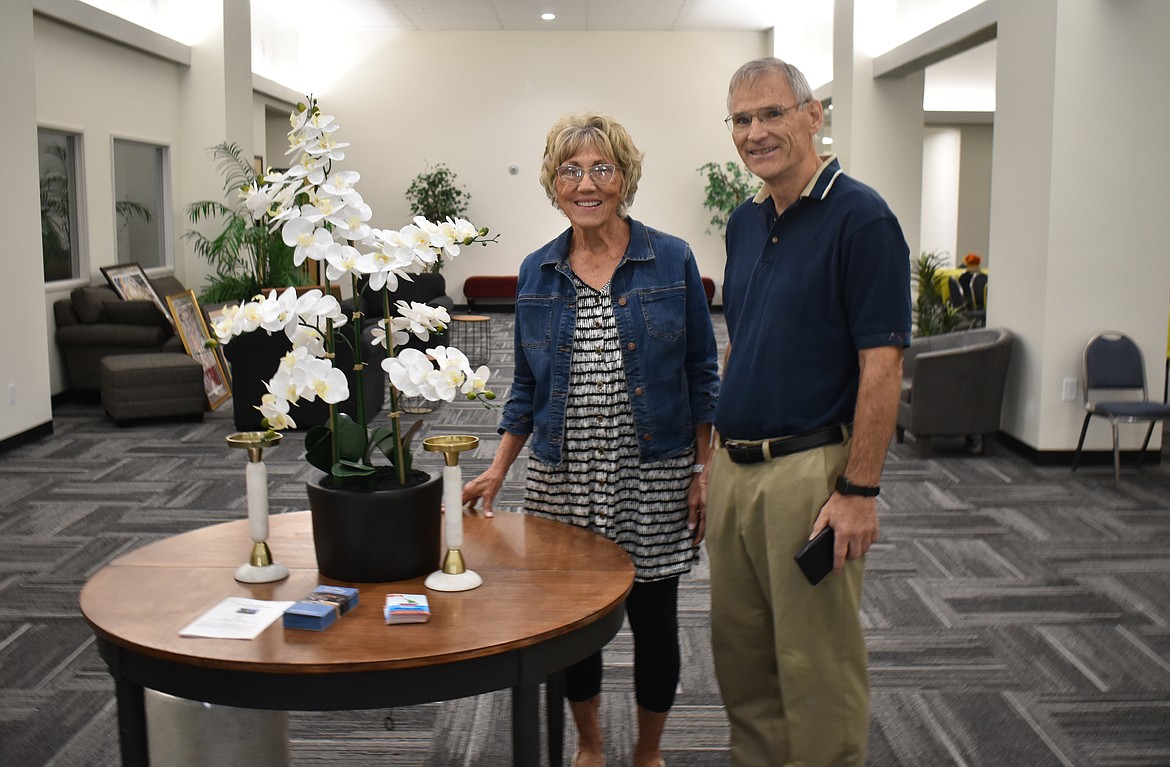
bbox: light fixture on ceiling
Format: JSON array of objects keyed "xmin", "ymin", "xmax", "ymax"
[{"xmin": 541, "ymin": 13, "xmax": 556, "ymax": 21}]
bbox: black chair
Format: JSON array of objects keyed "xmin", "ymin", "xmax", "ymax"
[{"xmin": 1072, "ymin": 331, "xmax": 1170, "ymax": 488}]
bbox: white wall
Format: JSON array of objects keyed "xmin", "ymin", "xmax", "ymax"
[
  {"xmin": 35, "ymin": 14, "xmax": 184, "ymax": 394},
  {"xmin": 955, "ymin": 122, "xmax": 992, "ymax": 264},
  {"xmin": 1, "ymin": 0, "xmax": 54, "ymax": 442},
  {"xmin": 920, "ymin": 127, "xmax": 961, "ymax": 260},
  {"xmin": 314, "ymin": 30, "xmax": 767, "ymax": 303},
  {"xmin": 992, "ymin": 0, "xmax": 1170, "ymax": 451}
]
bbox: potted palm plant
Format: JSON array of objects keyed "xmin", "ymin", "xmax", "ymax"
[
  {"xmin": 184, "ymin": 142, "xmax": 308, "ymax": 304},
  {"xmin": 912, "ymin": 251, "xmax": 964, "ymax": 337},
  {"xmin": 211, "ymin": 98, "xmax": 497, "ymax": 582}
]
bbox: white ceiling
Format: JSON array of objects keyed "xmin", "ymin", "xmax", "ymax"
[
  {"xmin": 259, "ymin": 0, "xmax": 786, "ymax": 31},
  {"xmin": 251, "ymin": 0, "xmax": 994, "ymax": 110}
]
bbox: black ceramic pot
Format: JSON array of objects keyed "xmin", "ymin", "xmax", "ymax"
[{"xmin": 307, "ymin": 470, "xmax": 442, "ymax": 583}]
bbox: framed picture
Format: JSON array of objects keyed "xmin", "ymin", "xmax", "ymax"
[
  {"xmin": 166, "ymin": 290, "xmax": 231, "ymax": 411},
  {"xmin": 101, "ymin": 262, "xmax": 172, "ymax": 324},
  {"xmin": 203, "ymin": 305, "xmax": 233, "ymax": 389}
]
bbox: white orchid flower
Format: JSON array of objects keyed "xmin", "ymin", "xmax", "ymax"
[
  {"xmin": 257, "ymin": 393, "xmax": 296, "ymax": 431},
  {"xmin": 294, "ymin": 289, "xmax": 344, "ymax": 325},
  {"xmin": 382, "ymin": 348, "xmax": 433, "ymax": 397},
  {"xmin": 454, "ymin": 217, "xmax": 480, "ymax": 243},
  {"xmin": 256, "ymin": 287, "xmax": 298, "ymax": 333},
  {"xmin": 462, "ymin": 365, "xmax": 493, "ymax": 398},
  {"xmin": 283, "ymin": 218, "xmax": 333, "ymax": 266},
  {"xmin": 311, "ymin": 191, "xmax": 343, "ymax": 219},
  {"xmin": 306, "ymin": 133, "xmax": 349, "ymax": 162},
  {"xmin": 396, "ymin": 223, "xmax": 439, "ymax": 267},
  {"xmin": 394, "ymin": 300, "xmax": 450, "ymax": 341},
  {"xmin": 331, "ymin": 201, "xmax": 372, "ymax": 242},
  {"xmin": 233, "ymin": 300, "xmax": 265, "ymax": 334},
  {"xmin": 356, "ymin": 247, "xmax": 413, "ymax": 292},
  {"xmin": 432, "ymin": 218, "xmax": 461, "ymax": 258},
  {"xmin": 267, "ymin": 366, "xmax": 301, "ymax": 404},
  {"xmin": 322, "ymin": 170, "xmax": 362, "ymax": 203},
  {"xmin": 370, "ymin": 318, "xmax": 409, "ymax": 352},
  {"xmin": 297, "ymin": 204, "xmax": 326, "ymax": 224},
  {"xmin": 288, "ymin": 324, "xmax": 326, "ymax": 357},
  {"xmin": 324, "ymin": 243, "xmax": 362, "ymax": 281},
  {"xmin": 302, "ymin": 358, "xmax": 350, "ymax": 404},
  {"xmin": 426, "ymin": 345, "xmax": 472, "ymax": 402}
]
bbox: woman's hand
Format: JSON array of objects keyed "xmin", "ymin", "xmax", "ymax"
[
  {"xmin": 687, "ymin": 468, "xmax": 708, "ymax": 545},
  {"xmin": 462, "ymin": 468, "xmax": 504, "ymax": 518}
]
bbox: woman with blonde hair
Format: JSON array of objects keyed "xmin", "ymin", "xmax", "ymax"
[{"xmin": 464, "ymin": 113, "xmax": 719, "ymax": 767}]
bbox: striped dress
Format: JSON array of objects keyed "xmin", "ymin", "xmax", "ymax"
[{"xmin": 525, "ymin": 275, "xmax": 697, "ymax": 582}]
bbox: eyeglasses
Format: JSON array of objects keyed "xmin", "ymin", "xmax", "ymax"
[
  {"xmin": 724, "ymin": 102, "xmax": 808, "ymax": 134},
  {"xmin": 555, "ymin": 163, "xmax": 620, "ymax": 185}
]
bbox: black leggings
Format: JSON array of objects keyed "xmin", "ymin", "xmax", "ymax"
[{"xmin": 565, "ymin": 576, "xmax": 681, "ymax": 713}]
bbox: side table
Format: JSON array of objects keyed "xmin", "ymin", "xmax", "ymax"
[{"xmin": 450, "ymin": 314, "xmax": 491, "ymax": 368}]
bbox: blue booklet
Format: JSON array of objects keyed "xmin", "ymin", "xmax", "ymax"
[{"xmin": 283, "ymin": 585, "xmax": 360, "ymax": 631}]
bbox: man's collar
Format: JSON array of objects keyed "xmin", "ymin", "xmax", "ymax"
[{"xmin": 752, "ymin": 154, "xmax": 842, "ymax": 205}]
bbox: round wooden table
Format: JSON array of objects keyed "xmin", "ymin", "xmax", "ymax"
[{"xmin": 81, "ymin": 510, "xmax": 634, "ymax": 766}]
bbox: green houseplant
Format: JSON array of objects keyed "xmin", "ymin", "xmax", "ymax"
[
  {"xmin": 912, "ymin": 251, "xmax": 964, "ymax": 337},
  {"xmin": 211, "ymin": 98, "xmax": 496, "ymax": 582},
  {"xmin": 184, "ymin": 142, "xmax": 309, "ymax": 304},
  {"xmin": 697, "ymin": 160, "xmax": 756, "ymax": 235},
  {"xmin": 404, "ymin": 163, "xmax": 470, "ymax": 271}
]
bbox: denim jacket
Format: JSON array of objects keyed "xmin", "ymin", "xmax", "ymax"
[{"xmin": 499, "ymin": 218, "xmax": 720, "ymax": 465}]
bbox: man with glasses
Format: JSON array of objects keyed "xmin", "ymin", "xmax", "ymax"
[{"xmin": 706, "ymin": 58, "xmax": 911, "ymax": 766}]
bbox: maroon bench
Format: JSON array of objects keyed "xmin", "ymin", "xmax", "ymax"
[
  {"xmin": 462, "ymin": 275, "xmax": 716, "ymax": 307},
  {"xmin": 463, "ymin": 275, "xmax": 518, "ymax": 308}
]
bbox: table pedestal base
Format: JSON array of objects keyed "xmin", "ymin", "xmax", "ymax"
[{"xmin": 145, "ymin": 689, "xmax": 289, "ymax": 767}]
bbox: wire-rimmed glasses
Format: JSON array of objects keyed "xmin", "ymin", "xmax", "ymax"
[
  {"xmin": 555, "ymin": 163, "xmax": 620, "ymax": 185},
  {"xmin": 724, "ymin": 102, "xmax": 808, "ymax": 134}
]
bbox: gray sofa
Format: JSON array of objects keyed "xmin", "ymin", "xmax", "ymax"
[
  {"xmin": 53, "ymin": 275, "xmax": 187, "ymax": 392},
  {"xmin": 896, "ymin": 327, "xmax": 1014, "ymax": 454}
]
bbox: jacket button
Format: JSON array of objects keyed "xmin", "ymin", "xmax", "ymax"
[
  {"xmin": 771, "ymin": 236, "xmax": 779, "ymax": 244},
  {"xmin": 618, "ymin": 297, "xmax": 628, "ymax": 306},
  {"xmin": 643, "ymin": 433, "xmax": 653, "ymax": 441},
  {"xmin": 634, "ymin": 387, "xmax": 644, "ymax": 395},
  {"xmin": 627, "ymin": 342, "xmax": 636, "ymax": 350}
]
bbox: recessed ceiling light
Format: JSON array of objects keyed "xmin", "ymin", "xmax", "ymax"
[{"xmin": 541, "ymin": 13, "xmax": 556, "ymax": 21}]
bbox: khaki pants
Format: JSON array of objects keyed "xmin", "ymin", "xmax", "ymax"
[{"xmin": 707, "ymin": 442, "xmax": 868, "ymax": 767}]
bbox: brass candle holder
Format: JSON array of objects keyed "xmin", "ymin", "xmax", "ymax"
[
  {"xmin": 227, "ymin": 431, "xmax": 289, "ymax": 583},
  {"xmin": 422, "ymin": 435, "xmax": 482, "ymax": 592}
]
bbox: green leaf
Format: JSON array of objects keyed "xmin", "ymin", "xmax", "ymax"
[
  {"xmin": 333, "ymin": 459, "xmax": 375, "ymax": 478},
  {"xmin": 304, "ymin": 425, "xmax": 333, "ymax": 473},
  {"xmin": 332, "ymin": 413, "xmax": 368, "ymax": 461},
  {"xmin": 368, "ymin": 426, "xmax": 396, "ymax": 461}
]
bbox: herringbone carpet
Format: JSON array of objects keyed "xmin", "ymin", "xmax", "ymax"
[{"xmin": 2, "ymin": 313, "xmax": 1169, "ymax": 766}]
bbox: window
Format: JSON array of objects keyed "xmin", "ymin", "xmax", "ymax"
[
  {"xmin": 112, "ymin": 138, "xmax": 170, "ymax": 269},
  {"xmin": 39, "ymin": 129, "xmax": 83, "ymax": 282}
]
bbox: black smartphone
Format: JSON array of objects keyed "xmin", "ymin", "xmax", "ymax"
[{"xmin": 794, "ymin": 526, "xmax": 835, "ymax": 585}]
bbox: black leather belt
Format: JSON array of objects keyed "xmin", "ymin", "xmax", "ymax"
[{"xmin": 722, "ymin": 424, "xmax": 848, "ymax": 465}]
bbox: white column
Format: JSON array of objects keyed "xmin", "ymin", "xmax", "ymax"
[
  {"xmin": 832, "ymin": 0, "xmax": 925, "ymax": 260},
  {"xmin": 991, "ymin": 0, "xmax": 1170, "ymax": 451},
  {"xmin": 177, "ymin": 0, "xmax": 254, "ymax": 292}
]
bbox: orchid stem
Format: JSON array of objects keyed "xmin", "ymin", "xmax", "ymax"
[{"xmin": 383, "ymin": 290, "xmax": 406, "ymax": 487}]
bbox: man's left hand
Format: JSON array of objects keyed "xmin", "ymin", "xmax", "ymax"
[{"xmin": 810, "ymin": 493, "xmax": 879, "ymax": 571}]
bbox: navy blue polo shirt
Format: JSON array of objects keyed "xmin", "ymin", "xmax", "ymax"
[{"xmin": 715, "ymin": 156, "xmax": 911, "ymax": 441}]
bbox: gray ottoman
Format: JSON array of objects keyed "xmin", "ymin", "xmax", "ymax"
[{"xmin": 100, "ymin": 353, "xmax": 206, "ymax": 423}]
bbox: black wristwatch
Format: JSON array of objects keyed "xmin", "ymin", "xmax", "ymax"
[{"xmin": 835, "ymin": 475, "xmax": 880, "ymax": 497}]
